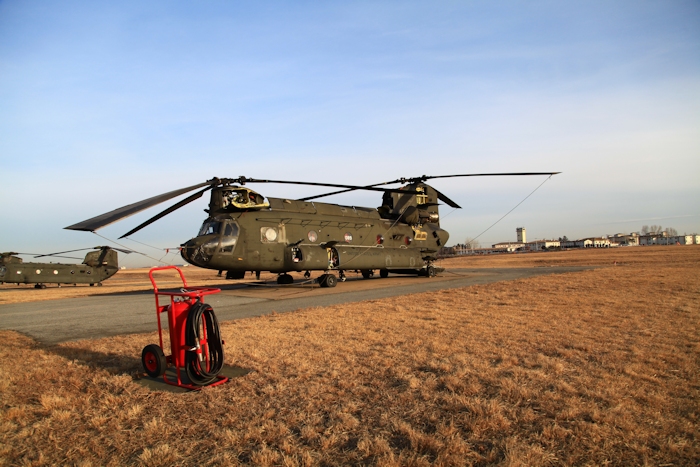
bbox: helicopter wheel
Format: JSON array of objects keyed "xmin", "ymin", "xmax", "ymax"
[
  {"xmin": 319, "ymin": 273, "xmax": 337, "ymax": 288},
  {"xmin": 426, "ymin": 265, "xmax": 436, "ymax": 277},
  {"xmin": 379, "ymin": 269, "xmax": 389, "ymax": 278},
  {"xmin": 277, "ymin": 273, "xmax": 294, "ymax": 285},
  {"xmin": 361, "ymin": 270, "xmax": 373, "ymax": 279}
]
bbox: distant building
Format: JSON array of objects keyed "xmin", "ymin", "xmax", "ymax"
[
  {"xmin": 516, "ymin": 227, "xmax": 526, "ymax": 243},
  {"xmin": 525, "ymin": 239, "xmax": 561, "ymax": 251},
  {"xmin": 491, "ymin": 241, "xmax": 524, "ymax": 252},
  {"xmin": 610, "ymin": 233, "xmax": 639, "ymax": 246}
]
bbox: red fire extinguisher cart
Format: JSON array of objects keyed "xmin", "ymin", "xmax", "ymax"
[{"xmin": 141, "ymin": 266, "xmax": 229, "ymax": 390}]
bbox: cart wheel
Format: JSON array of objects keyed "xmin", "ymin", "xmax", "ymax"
[{"xmin": 141, "ymin": 344, "xmax": 166, "ymax": 378}]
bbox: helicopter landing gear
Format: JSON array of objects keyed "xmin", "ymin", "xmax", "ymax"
[
  {"xmin": 379, "ymin": 269, "xmax": 389, "ymax": 278},
  {"xmin": 34, "ymin": 284, "xmax": 46, "ymax": 289},
  {"xmin": 277, "ymin": 273, "xmax": 294, "ymax": 285},
  {"xmin": 426, "ymin": 265, "xmax": 436, "ymax": 277},
  {"xmin": 304, "ymin": 271, "xmax": 311, "ymax": 279},
  {"xmin": 339, "ymin": 270, "xmax": 346, "ymax": 282},
  {"xmin": 361, "ymin": 269, "xmax": 373, "ymax": 279},
  {"xmin": 255, "ymin": 271, "xmax": 261, "ymax": 280},
  {"xmin": 318, "ymin": 273, "xmax": 337, "ymax": 288}
]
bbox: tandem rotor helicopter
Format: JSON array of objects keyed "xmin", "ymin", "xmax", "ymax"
[
  {"xmin": 0, "ymin": 246, "xmax": 130, "ymax": 288},
  {"xmin": 65, "ymin": 173, "xmax": 559, "ymax": 287}
]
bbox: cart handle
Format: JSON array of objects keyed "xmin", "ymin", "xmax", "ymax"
[
  {"xmin": 149, "ymin": 265, "xmax": 190, "ymax": 292},
  {"xmin": 149, "ymin": 266, "xmax": 221, "ymax": 297}
]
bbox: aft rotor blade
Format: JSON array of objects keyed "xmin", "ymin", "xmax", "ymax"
[
  {"xmin": 400, "ymin": 172, "xmax": 561, "ymax": 183},
  {"xmin": 119, "ymin": 186, "xmax": 212, "ymax": 238},
  {"xmin": 299, "ymin": 172, "xmax": 560, "ymax": 202},
  {"xmin": 433, "ymin": 188, "xmax": 461, "ymax": 209},
  {"xmin": 34, "ymin": 248, "xmax": 94, "ymax": 258},
  {"xmin": 64, "ymin": 181, "xmax": 213, "ymax": 232},
  {"xmin": 109, "ymin": 247, "xmax": 133, "ymax": 254}
]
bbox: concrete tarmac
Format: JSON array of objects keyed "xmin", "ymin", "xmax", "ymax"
[{"xmin": 0, "ymin": 267, "xmax": 590, "ymax": 344}]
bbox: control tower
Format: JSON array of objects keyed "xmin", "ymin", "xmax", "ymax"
[{"xmin": 516, "ymin": 227, "xmax": 526, "ymax": 243}]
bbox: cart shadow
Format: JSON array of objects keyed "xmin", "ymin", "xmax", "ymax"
[
  {"xmin": 46, "ymin": 343, "xmax": 252, "ymax": 393},
  {"xmin": 47, "ymin": 344, "xmax": 142, "ymax": 375}
]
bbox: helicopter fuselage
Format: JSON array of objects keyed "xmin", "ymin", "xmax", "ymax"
[
  {"xmin": 0, "ymin": 248, "xmax": 119, "ymax": 287},
  {"xmin": 180, "ymin": 185, "xmax": 449, "ymax": 276}
]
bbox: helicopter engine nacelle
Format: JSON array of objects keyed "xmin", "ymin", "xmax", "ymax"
[{"xmin": 401, "ymin": 206, "xmax": 440, "ymax": 225}]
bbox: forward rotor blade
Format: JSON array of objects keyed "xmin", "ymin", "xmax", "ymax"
[
  {"xmin": 119, "ymin": 186, "xmax": 212, "ymax": 238},
  {"xmin": 240, "ymin": 177, "xmax": 418, "ymax": 195},
  {"xmin": 65, "ymin": 181, "xmax": 213, "ymax": 232},
  {"xmin": 299, "ymin": 182, "xmax": 389, "ymax": 201},
  {"xmin": 39, "ymin": 255, "xmax": 84, "ymax": 260}
]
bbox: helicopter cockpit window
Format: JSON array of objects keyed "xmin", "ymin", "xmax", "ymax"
[
  {"xmin": 219, "ymin": 220, "xmax": 239, "ymax": 253},
  {"xmin": 198, "ymin": 220, "xmax": 222, "ymax": 236}
]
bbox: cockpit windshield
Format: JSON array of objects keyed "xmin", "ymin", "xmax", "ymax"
[{"xmin": 198, "ymin": 219, "xmax": 222, "ymax": 236}]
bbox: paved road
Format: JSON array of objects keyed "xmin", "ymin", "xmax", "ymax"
[{"xmin": 0, "ymin": 267, "xmax": 590, "ymax": 344}]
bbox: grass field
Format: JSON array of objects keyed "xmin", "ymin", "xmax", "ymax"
[{"xmin": 0, "ymin": 246, "xmax": 698, "ymax": 465}]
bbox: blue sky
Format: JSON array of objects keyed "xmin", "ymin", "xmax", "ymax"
[{"xmin": 1, "ymin": 1, "xmax": 698, "ymax": 267}]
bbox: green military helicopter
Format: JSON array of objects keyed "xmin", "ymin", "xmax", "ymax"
[
  {"xmin": 0, "ymin": 247, "xmax": 128, "ymax": 288},
  {"xmin": 65, "ymin": 173, "xmax": 558, "ymax": 287}
]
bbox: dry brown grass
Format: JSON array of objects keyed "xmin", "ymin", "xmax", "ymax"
[{"xmin": 1, "ymin": 246, "xmax": 698, "ymax": 466}]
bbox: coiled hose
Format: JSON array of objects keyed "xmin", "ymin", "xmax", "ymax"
[{"xmin": 184, "ymin": 301, "xmax": 225, "ymax": 386}]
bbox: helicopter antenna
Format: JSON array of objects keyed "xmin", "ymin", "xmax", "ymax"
[{"xmin": 471, "ymin": 174, "xmax": 555, "ymax": 243}]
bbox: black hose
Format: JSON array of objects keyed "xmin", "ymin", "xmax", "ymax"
[{"xmin": 184, "ymin": 301, "xmax": 225, "ymax": 386}]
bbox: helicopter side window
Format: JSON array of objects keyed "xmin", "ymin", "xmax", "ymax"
[
  {"xmin": 220, "ymin": 221, "xmax": 240, "ymax": 253},
  {"xmin": 198, "ymin": 220, "xmax": 222, "ymax": 236}
]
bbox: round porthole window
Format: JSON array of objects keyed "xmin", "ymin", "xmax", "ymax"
[
  {"xmin": 264, "ymin": 228, "xmax": 278, "ymax": 242},
  {"xmin": 36, "ymin": 269, "xmax": 42, "ymax": 274},
  {"xmin": 308, "ymin": 230, "xmax": 318, "ymax": 242},
  {"xmin": 53, "ymin": 270, "xmax": 59, "ymax": 275}
]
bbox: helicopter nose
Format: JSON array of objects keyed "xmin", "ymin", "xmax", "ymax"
[
  {"xmin": 180, "ymin": 238, "xmax": 218, "ymax": 267},
  {"xmin": 180, "ymin": 240, "xmax": 205, "ymax": 267},
  {"xmin": 180, "ymin": 241, "xmax": 195, "ymax": 264}
]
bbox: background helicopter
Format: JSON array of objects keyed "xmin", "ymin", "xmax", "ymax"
[
  {"xmin": 0, "ymin": 246, "xmax": 129, "ymax": 288},
  {"xmin": 65, "ymin": 173, "xmax": 559, "ymax": 287}
]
